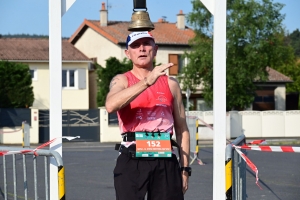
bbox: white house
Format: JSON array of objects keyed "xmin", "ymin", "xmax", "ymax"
[
  {"xmin": 69, "ymin": 2, "xmax": 294, "ymax": 111},
  {"xmin": 0, "ymin": 38, "xmax": 94, "ymax": 109},
  {"xmin": 68, "ymin": 3, "xmax": 195, "ymax": 75}
]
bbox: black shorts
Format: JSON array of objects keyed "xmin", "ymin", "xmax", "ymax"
[{"xmin": 113, "ymin": 153, "xmax": 184, "ymax": 200}]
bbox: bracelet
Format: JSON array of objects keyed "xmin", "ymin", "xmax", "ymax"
[
  {"xmin": 181, "ymin": 167, "xmax": 192, "ymax": 176},
  {"xmin": 143, "ymin": 77, "xmax": 151, "ymax": 87}
]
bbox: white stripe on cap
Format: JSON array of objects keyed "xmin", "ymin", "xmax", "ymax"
[{"xmin": 127, "ymin": 31, "xmax": 154, "ymax": 47}]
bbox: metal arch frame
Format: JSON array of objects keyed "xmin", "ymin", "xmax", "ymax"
[
  {"xmin": 199, "ymin": 1, "xmax": 227, "ymax": 199},
  {"xmin": 48, "ymin": 0, "xmax": 227, "ymax": 199}
]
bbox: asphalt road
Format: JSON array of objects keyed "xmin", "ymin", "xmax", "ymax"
[
  {"xmin": 1, "ymin": 142, "xmax": 300, "ymax": 200},
  {"xmin": 62, "ymin": 143, "xmax": 300, "ymax": 200}
]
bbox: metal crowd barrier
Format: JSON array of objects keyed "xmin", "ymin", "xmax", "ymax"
[
  {"xmin": 225, "ymin": 134, "xmax": 247, "ymax": 200},
  {"xmin": 186, "ymin": 116, "xmax": 204, "ymax": 165},
  {"xmin": 0, "ymin": 147, "xmax": 65, "ymax": 200}
]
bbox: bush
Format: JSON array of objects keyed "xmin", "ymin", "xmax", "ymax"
[
  {"xmin": 0, "ymin": 61, "xmax": 34, "ymax": 108},
  {"xmin": 97, "ymin": 57, "xmax": 132, "ymax": 107}
]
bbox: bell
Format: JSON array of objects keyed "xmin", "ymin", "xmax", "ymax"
[{"xmin": 128, "ymin": 11, "xmax": 155, "ymax": 31}]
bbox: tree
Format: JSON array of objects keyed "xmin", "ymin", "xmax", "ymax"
[
  {"xmin": 268, "ymin": 31, "xmax": 300, "ymax": 95},
  {"xmin": 180, "ymin": 0, "xmax": 294, "ymax": 110},
  {"xmin": 285, "ymin": 29, "xmax": 300, "ymax": 58},
  {"xmin": 0, "ymin": 61, "xmax": 34, "ymax": 108},
  {"xmin": 96, "ymin": 57, "xmax": 158, "ymax": 107},
  {"xmin": 97, "ymin": 57, "xmax": 132, "ymax": 107}
]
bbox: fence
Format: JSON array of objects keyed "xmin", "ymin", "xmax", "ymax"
[
  {"xmin": 2, "ymin": 108, "xmax": 300, "ymax": 144},
  {"xmin": 186, "ymin": 110, "xmax": 300, "ymax": 139},
  {"xmin": 225, "ymin": 134, "xmax": 247, "ymax": 200},
  {"xmin": 186, "ymin": 116, "xmax": 205, "ymax": 165},
  {"xmin": 39, "ymin": 109, "xmax": 100, "ymax": 143},
  {"xmin": 0, "ymin": 108, "xmax": 39, "ymax": 144},
  {"xmin": 0, "ymin": 147, "xmax": 65, "ymax": 200},
  {"xmin": 1, "ymin": 108, "xmax": 100, "ymax": 144},
  {"xmin": 0, "ymin": 109, "xmax": 31, "ymax": 128},
  {"xmin": 186, "ymin": 116, "xmax": 247, "ymax": 199}
]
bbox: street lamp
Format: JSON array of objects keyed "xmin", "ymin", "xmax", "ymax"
[
  {"xmin": 186, "ymin": 88, "xmax": 191, "ymax": 113},
  {"xmin": 128, "ymin": 0, "xmax": 155, "ymax": 31}
]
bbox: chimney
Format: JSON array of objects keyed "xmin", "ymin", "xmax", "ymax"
[
  {"xmin": 100, "ymin": 2, "xmax": 107, "ymax": 27},
  {"xmin": 176, "ymin": 10, "xmax": 185, "ymax": 30},
  {"xmin": 158, "ymin": 18, "xmax": 164, "ymax": 23}
]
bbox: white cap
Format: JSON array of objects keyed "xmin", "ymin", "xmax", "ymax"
[{"xmin": 126, "ymin": 31, "xmax": 155, "ymax": 48}]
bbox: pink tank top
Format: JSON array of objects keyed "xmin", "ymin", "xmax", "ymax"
[{"xmin": 117, "ymin": 71, "xmax": 174, "ymax": 134}]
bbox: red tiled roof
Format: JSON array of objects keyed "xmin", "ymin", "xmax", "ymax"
[
  {"xmin": 0, "ymin": 38, "xmax": 91, "ymax": 61},
  {"xmin": 68, "ymin": 19, "xmax": 195, "ymax": 45},
  {"xmin": 266, "ymin": 67, "xmax": 292, "ymax": 82},
  {"xmin": 67, "ymin": 19, "xmax": 292, "ymax": 83}
]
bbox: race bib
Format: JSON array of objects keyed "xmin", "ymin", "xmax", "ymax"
[{"xmin": 135, "ymin": 132, "xmax": 172, "ymax": 157}]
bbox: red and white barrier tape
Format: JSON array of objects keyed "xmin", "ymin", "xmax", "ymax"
[
  {"xmin": 197, "ymin": 118, "xmax": 214, "ymax": 131},
  {"xmin": 196, "ymin": 117, "xmax": 300, "ymax": 189},
  {"xmin": 239, "ymin": 144, "xmax": 300, "ymax": 153},
  {"xmin": 0, "ymin": 127, "xmax": 23, "ymax": 134},
  {"xmin": 0, "ymin": 121, "xmax": 27, "ymax": 134},
  {"xmin": 235, "ymin": 147, "xmax": 262, "ymax": 189},
  {"xmin": 0, "ymin": 136, "xmax": 80, "ymax": 156},
  {"xmin": 247, "ymin": 139, "xmax": 267, "ymax": 145},
  {"xmin": 197, "ymin": 117, "xmax": 232, "ymax": 144},
  {"xmin": 234, "ymin": 139, "xmax": 300, "ymax": 189}
]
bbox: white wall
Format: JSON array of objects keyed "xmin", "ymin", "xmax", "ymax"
[
  {"xmin": 198, "ymin": 111, "xmax": 215, "ymax": 140},
  {"xmin": 3, "ymin": 108, "xmax": 299, "ymax": 145},
  {"xmin": 261, "ymin": 111, "xmax": 285, "ymax": 137},
  {"xmin": 74, "ymin": 28, "xmax": 124, "ymax": 68},
  {"xmin": 61, "ymin": 63, "xmax": 89, "ymax": 109},
  {"xmin": 187, "ymin": 111, "xmax": 231, "ymax": 140},
  {"xmin": 99, "ymin": 107, "xmax": 122, "ymax": 142},
  {"xmin": 229, "ymin": 111, "xmax": 242, "ymax": 138},
  {"xmin": 185, "ymin": 110, "xmax": 300, "ymax": 140},
  {"xmin": 155, "ymin": 46, "xmax": 191, "ymax": 70},
  {"xmin": 239, "ymin": 111, "xmax": 262, "ymax": 138},
  {"xmin": 238, "ymin": 110, "xmax": 300, "ymax": 138},
  {"xmin": 30, "ymin": 63, "xmax": 49, "ymax": 109},
  {"xmin": 0, "ymin": 108, "xmax": 39, "ymax": 144},
  {"xmin": 30, "ymin": 62, "xmax": 89, "ymax": 109},
  {"xmin": 99, "ymin": 109, "xmax": 300, "ymax": 143},
  {"xmin": 285, "ymin": 110, "xmax": 300, "ymax": 137}
]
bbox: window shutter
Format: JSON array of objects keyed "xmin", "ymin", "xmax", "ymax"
[
  {"xmin": 169, "ymin": 54, "xmax": 178, "ymax": 75},
  {"xmin": 78, "ymin": 69, "xmax": 86, "ymax": 89}
]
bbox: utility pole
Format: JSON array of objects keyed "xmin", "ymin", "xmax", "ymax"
[{"xmin": 186, "ymin": 88, "xmax": 191, "ymax": 115}]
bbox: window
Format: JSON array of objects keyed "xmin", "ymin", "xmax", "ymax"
[
  {"xmin": 263, "ymin": 96, "xmax": 275, "ymax": 102},
  {"xmin": 196, "ymin": 99, "xmax": 211, "ymax": 111},
  {"xmin": 30, "ymin": 69, "xmax": 38, "ymax": 81},
  {"xmin": 254, "ymin": 95, "xmax": 274, "ymax": 103},
  {"xmin": 168, "ymin": 54, "xmax": 188, "ymax": 75},
  {"xmin": 62, "ymin": 70, "xmax": 75, "ymax": 87},
  {"xmin": 254, "ymin": 96, "xmax": 263, "ymax": 102},
  {"xmin": 62, "ymin": 69, "xmax": 86, "ymax": 89},
  {"xmin": 182, "ymin": 98, "xmax": 212, "ymax": 111}
]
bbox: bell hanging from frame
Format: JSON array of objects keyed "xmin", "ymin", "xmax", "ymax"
[{"xmin": 128, "ymin": 11, "xmax": 155, "ymax": 31}]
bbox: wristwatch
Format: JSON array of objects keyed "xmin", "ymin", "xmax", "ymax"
[{"xmin": 181, "ymin": 167, "xmax": 192, "ymax": 176}]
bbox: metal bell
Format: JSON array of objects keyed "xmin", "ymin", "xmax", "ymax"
[{"xmin": 128, "ymin": 11, "xmax": 155, "ymax": 31}]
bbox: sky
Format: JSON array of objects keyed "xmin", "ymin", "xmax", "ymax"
[{"xmin": 0, "ymin": 0, "xmax": 299, "ymax": 38}]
